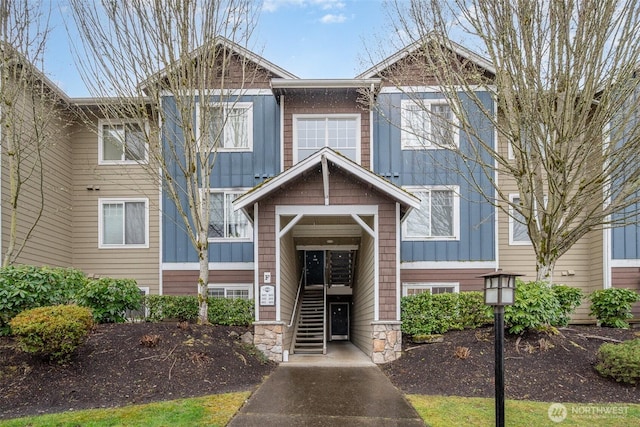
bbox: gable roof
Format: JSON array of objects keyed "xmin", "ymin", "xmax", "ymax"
[
  {"xmin": 139, "ymin": 36, "xmax": 298, "ymax": 91},
  {"xmin": 233, "ymin": 147, "xmax": 421, "ymax": 214},
  {"xmin": 356, "ymin": 33, "xmax": 495, "ymax": 79}
]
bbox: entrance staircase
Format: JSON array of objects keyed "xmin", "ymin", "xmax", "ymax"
[{"xmin": 292, "ymin": 286, "xmax": 325, "ymax": 354}]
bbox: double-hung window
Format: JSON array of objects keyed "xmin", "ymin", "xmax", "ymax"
[
  {"xmin": 202, "ymin": 102, "xmax": 253, "ymax": 152},
  {"xmin": 294, "ymin": 115, "xmax": 360, "ymax": 163},
  {"xmin": 98, "ymin": 119, "xmax": 147, "ymax": 164},
  {"xmin": 207, "ymin": 190, "xmax": 252, "ymax": 241},
  {"xmin": 509, "ymin": 195, "xmax": 532, "ymax": 245},
  {"xmin": 402, "ymin": 186, "xmax": 460, "ymax": 240},
  {"xmin": 99, "ymin": 198, "xmax": 148, "ymax": 248},
  {"xmin": 401, "ymin": 99, "xmax": 458, "ymax": 149}
]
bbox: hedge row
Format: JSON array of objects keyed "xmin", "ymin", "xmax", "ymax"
[
  {"xmin": 143, "ymin": 295, "xmax": 254, "ymax": 326},
  {"xmin": 401, "ymin": 281, "xmax": 588, "ymax": 336}
]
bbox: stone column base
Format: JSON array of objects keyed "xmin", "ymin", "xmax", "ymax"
[
  {"xmin": 253, "ymin": 321, "xmax": 285, "ymax": 362},
  {"xmin": 371, "ymin": 321, "xmax": 402, "ymax": 364}
]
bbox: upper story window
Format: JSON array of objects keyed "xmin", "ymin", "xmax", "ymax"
[
  {"xmin": 206, "ymin": 189, "xmax": 252, "ymax": 241},
  {"xmin": 509, "ymin": 195, "xmax": 532, "ymax": 245},
  {"xmin": 294, "ymin": 114, "xmax": 360, "ymax": 163},
  {"xmin": 401, "ymin": 99, "xmax": 458, "ymax": 149},
  {"xmin": 99, "ymin": 198, "xmax": 148, "ymax": 249},
  {"xmin": 402, "ymin": 186, "xmax": 460, "ymax": 241},
  {"xmin": 201, "ymin": 102, "xmax": 253, "ymax": 152},
  {"xmin": 98, "ymin": 119, "xmax": 148, "ymax": 164}
]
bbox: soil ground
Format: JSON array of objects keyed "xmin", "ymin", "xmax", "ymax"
[{"xmin": 0, "ymin": 323, "xmax": 638, "ymax": 420}]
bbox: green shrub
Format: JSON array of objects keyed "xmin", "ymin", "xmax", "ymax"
[
  {"xmin": 551, "ymin": 285, "xmax": 584, "ymax": 327},
  {"xmin": 75, "ymin": 278, "xmax": 142, "ymax": 323},
  {"xmin": 0, "ymin": 266, "xmax": 87, "ymax": 335},
  {"xmin": 595, "ymin": 339, "xmax": 640, "ymax": 384},
  {"xmin": 504, "ymin": 281, "xmax": 561, "ymax": 334},
  {"xmin": 589, "ymin": 288, "xmax": 640, "ymax": 328},
  {"xmin": 458, "ymin": 291, "xmax": 494, "ymax": 328},
  {"xmin": 208, "ymin": 297, "xmax": 255, "ymax": 326},
  {"xmin": 144, "ymin": 295, "xmax": 199, "ymax": 322},
  {"xmin": 10, "ymin": 305, "xmax": 93, "ymax": 361},
  {"xmin": 401, "ymin": 291, "xmax": 491, "ymax": 336}
]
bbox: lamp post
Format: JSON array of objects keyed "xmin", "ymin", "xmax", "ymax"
[{"xmin": 480, "ymin": 270, "xmax": 522, "ymax": 427}]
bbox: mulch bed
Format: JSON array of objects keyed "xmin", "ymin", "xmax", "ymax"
[
  {"xmin": 1, "ymin": 323, "xmax": 638, "ymax": 421},
  {"xmin": 0, "ymin": 322, "xmax": 276, "ymax": 420},
  {"xmin": 382, "ymin": 325, "xmax": 639, "ymax": 403}
]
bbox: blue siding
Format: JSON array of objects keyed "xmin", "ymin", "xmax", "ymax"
[
  {"xmin": 612, "ymin": 202, "xmax": 640, "ymax": 260},
  {"xmin": 374, "ymin": 91, "xmax": 496, "ymax": 262},
  {"xmin": 162, "ymin": 94, "xmax": 279, "ymax": 263}
]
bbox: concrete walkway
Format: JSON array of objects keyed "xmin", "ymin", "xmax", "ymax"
[{"xmin": 228, "ymin": 345, "xmax": 425, "ymax": 426}]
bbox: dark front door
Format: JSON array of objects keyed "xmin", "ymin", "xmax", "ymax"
[
  {"xmin": 305, "ymin": 250, "xmax": 325, "ymax": 285},
  {"xmin": 330, "ymin": 302, "xmax": 349, "ymax": 340}
]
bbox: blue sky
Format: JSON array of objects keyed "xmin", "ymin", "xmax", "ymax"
[{"xmin": 45, "ymin": 0, "xmax": 397, "ymax": 97}]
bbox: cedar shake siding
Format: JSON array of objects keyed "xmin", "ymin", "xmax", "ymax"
[
  {"xmin": 400, "ymin": 268, "xmax": 494, "ymax": 291},
  {"xmin": 282, "ymin": 92, "xmax": 371, "ymax": 170},
  {"xmin": 611, "ymin": 267, "xmax": 640, "ymax": 318},
  {"xmin": 162, "ymin": 270, "xmax": 254, "ymax": 295}
]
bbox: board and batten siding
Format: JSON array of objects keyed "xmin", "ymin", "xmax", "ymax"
[
  {"xmin": 1, "ymin": 82, "xmax": 73, "ymax": 267},
  {"xmin": 373, "ymin": 91, "xmax": 495, "ymax": 263},
  {"xmin": 71, "ymin": 120, "xmax": 160, "ymax": 293},
  {"xmin": 351, "ymin": 229, "xmax": 375, "ymax": 356},
  {"xmin": 161, "ymin": 94, "xmax": 279, "ymax": 263}
]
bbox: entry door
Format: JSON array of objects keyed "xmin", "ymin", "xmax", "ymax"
[
  {"xmin": 330, "ymin": 302, "xmax": 349, "ymax": 340},
  {"xmin": 305, "ymin": 250, "xmax": 325, "ymax": 285}
]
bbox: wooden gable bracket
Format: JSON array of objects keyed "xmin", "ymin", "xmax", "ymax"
[{"xmin": 321, "ymin": 154, "xmax": 330, "ymax": 206}]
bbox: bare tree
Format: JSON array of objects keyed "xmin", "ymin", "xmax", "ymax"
[
  {"xmin": 379, "ymin": 0, "xmax": 640, "ymax": 281},
  {"xmin": 68, "ymin": 0, "xmax": 260, "ymax": 323},
  {"xmin": 0, "ymin": 0, "xmax": 67, "ymax": 266}
]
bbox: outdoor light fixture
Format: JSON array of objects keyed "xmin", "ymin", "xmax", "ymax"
[{"xmin": 480, "ymin": 270, "xmax": 522, "ymax": 427}]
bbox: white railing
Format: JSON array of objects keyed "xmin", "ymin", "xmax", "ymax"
[{"xmin": 287, "ymin": 270, "xmax": 305, "ymax": 328}]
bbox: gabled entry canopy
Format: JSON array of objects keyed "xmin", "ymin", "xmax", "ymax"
[{"xmin": 233, "ymin": 147, "xmax": 421, "ymax": 219}]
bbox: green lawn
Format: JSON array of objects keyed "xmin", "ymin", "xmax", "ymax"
[
  {"xmin": 2, "ymin": 393, "xmax": 638, "ymax": 426},
  {"xmin": 407, "ymin": 395, "xmax": 640, "ymax": 427},
  {"xmin": 0, "ymin": 392, "xmax": 250, "ymax": 427}
]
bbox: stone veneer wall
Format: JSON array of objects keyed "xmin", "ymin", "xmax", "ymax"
[
  {"xmin": 253, "ymin": 321, "xmax": 285, "ymax": 362},
  {"xmin": 371, "ymin": 321, "xmax": 402, "ymax": 364}
]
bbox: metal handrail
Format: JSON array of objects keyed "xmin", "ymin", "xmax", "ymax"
[{"xmin": 287, "ymin": 270, "xmax": 305, "ymax": 328}]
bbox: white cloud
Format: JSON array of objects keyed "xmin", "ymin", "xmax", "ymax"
[
  {"xmin": 320, "ymin": 13, "xmax": 347, "ymax": 24},
  {"xmin": 263, "ymin": 0, "xmax": 345, "ymax": 13}
]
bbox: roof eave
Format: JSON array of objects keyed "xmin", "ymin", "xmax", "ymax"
[{"xmin": 233, "ymin": 147, "xmax": 421, "ymax": 213}]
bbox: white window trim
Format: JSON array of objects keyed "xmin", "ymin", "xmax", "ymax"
[
  {"xmin": 98, "ymin": 119, "xmax": 149, "ymax": 165},
  {"xmin": 292, "ymin": 113, "xmax": 361, "ymax": 164},
  {"xmin": 402, "ymin": 282, "xmax": 460, "ymax": 297},
  {"xmin": 207, "ymin": 283, "xmax": 253, "ymax": 299},
  {"xmin": 98, "ymin": 198, "xmax": 150, "ymax": 249},
  {"xmin": 509, "ymin": 194, "xmax": 532, "ymax": 246},
  {"xmin": 196, "ymin": 101, "xmax": 254, "ymax": 152},
  {"xmin": 400, "ymin": 99, "xmax": 459, "ymax": 150},
  {"xmin": 204, "ymin": 188, "xmax": 253, "ymax": 243},
  {"xmin": 402, "ymin": 185, "xmax": 460, "ymax": 241}
]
